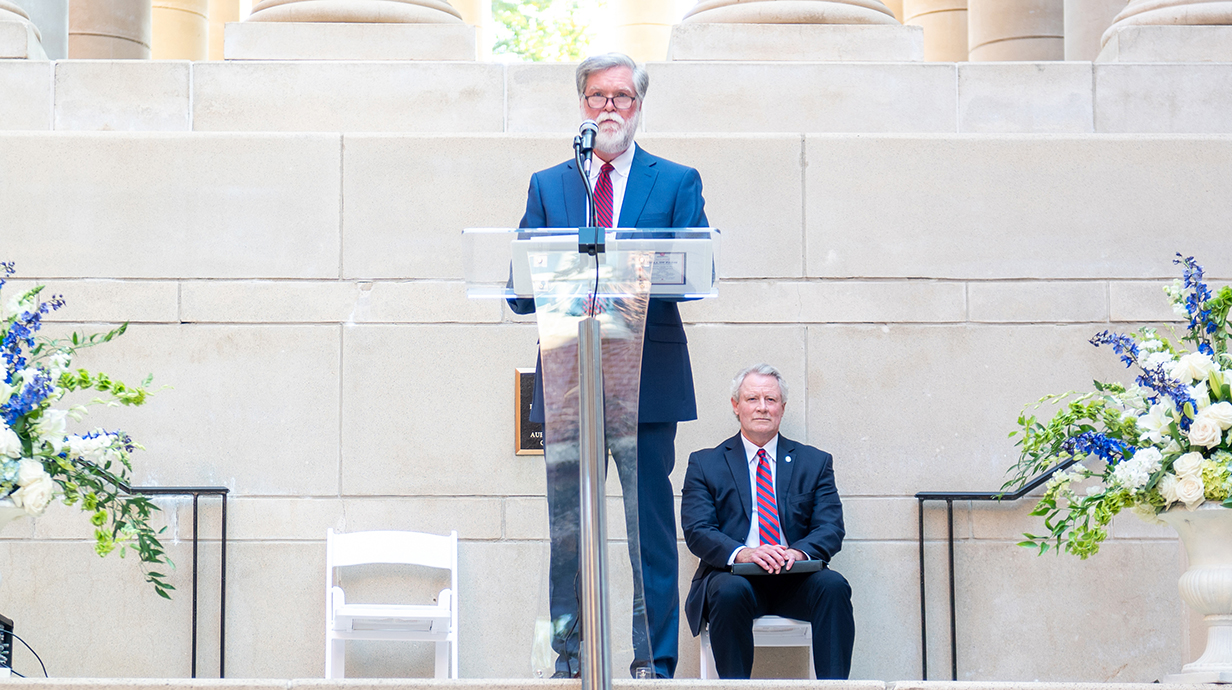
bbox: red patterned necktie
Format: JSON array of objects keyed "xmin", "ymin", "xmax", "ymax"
[
  {"xmin": 755, "ymin": 449, "xmax": 782, "ymax": 546},
  {"xmin": 594, "ymin": 163, "xmax": 614, "ymax": 228}
]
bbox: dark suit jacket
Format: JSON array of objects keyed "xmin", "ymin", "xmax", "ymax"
[
  {"xmin": 680, "ymin": 432, "xmax": 845, "ymax": 636},
  {"xmin": 509, "ymin": 144, "xmax": 707, "ymax": 424}
]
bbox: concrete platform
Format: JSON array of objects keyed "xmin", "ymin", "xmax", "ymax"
[
  {"xmin": 1098, "ymin": 24, "xmax": 1232, "ymax": 62},
  {"xmin": 0, "ymin": 680, "xmax": 1224, "ymax": 689}
]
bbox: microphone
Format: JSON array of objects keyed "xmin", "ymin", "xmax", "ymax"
[{"xmin": 578, "ymin": 119, "xmax": 598, "ymax": 161}]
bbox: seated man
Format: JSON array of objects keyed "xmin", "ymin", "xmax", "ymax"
[{"xmin": 680, "ymin": 363, "xmax": 855, "ymax": 679}]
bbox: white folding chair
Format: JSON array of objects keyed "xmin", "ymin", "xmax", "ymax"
[
  {"xmin": 324, "ymin": 529, "xmax": 459, "ymax": 679},
  {"xmin": 700, "ymin": 615, "xmax": 815, "ymax": 679}
]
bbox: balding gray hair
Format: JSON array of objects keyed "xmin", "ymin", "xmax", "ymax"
[
  {"xmin": 730, "ymin": 364, "xmax": 789, "ymax": 406},
  {"xmin": 576, "ymin": 53, "xmax": 649, "ymax": 101}
]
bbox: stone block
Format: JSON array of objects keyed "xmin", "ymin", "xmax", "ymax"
[
  {"xmin": 341, "ymin": 135, "xmax": 564, "ymax": 279},
  {"xmin": 340, "ymin": 324, "xmax": 544, "ymax": 497},
  {"xmin": 644, "ymin": 62, "xmax": 957, "ymax": 134},
  {"xmin": 2, "ymin": 278, "xmax": 178, "ymax": 323},
  {"xmin": 0, "ymin": 132, "xmax": 342, "ymax": 278},
  {"xmin": 667, "ymin": 23, "xmax": 924, "ymax": 62},
  {"xmin": 675, "ymin": 324, "xmax": 808, "ymax": 486},
  {"xmin": 0, "ymin": 540, "xmax": 204, "ymax": 676},
  {"xmin": 967, "ymin": 280, "xmax": 1107, "ymax": 322},
  {"xmin": 635, "ymin": 134, "xmax": 803, "ymax": 280},
  {"xmin": 224, "ymin": 541, "xmax": 325, "ymax": 677},
  {"xmin": 54, "ymin": 59, "xmax": 189, "ymax": 131},
  {"xmin": 223, "ymin": 21, "xmax": 476, "ymax": 61},
  {"xmin": 1099, "ymin": 24, "xmax": 1232, "ymax": 63},
  {"xmin": 341, "ymin": 497, "xmax": 504, "ymax": 540},
  {"xmin": 686, "ymin": 280, "xmax": 966, "ymax": 323},
  {"xmin": 355, "ymin": 281, "xmax": 503, "ymax": 324},
  {"xmin": 804, "ymin": 135, "xmax": 1232, "ymax": 278},
  {"xmin": 1110, "ymin": 281, "xmax": 1186, "ymax": 324},
  {"xmin": 66, "ymin": 323, "xmax": 342, "ymax": 496},
  {"xmin": 806, "ymin": 324, "xmax": 1128, "ymax": 495},
  {"xmin": 0, "ymin": 19, "xmax": 46, "ymax": 59},
  {"xmin": 506, "ymin": 62, "xmax": 580, "ymax": 134},
  {"xmin": 193, "ymin": 62, "xmax": 503, "ymax": 132},
  {"xmin": 1096, "ymin": 64, "xmax": 1232, "ymax": 134},
  {"xmin": 845, "ymin": 496, "xmax": 959, "ymax": 542},
  {"xmin": 216, "ymin": 497, "xmax": 344, "ymax": 540},
  {"xmin": 0, "ymin": 59, "xmax": 50, "ymax": 130},
  {"xmin": 504, "ymin": 496, "xmax": 547, "ymax": 540},
  {"xmin": 942, "ymin": 540, "xmax": 1182, "ymax": 681},
  {"xmin": 958, "ymin": 62, "xmax": 1094, "ymax": 134}
]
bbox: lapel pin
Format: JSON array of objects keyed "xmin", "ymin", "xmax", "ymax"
[{"xmin": 785, "ymin": 456, "xmax": 792, "ymax": 463}]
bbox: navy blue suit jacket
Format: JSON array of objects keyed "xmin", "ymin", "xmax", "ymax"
[
  {"xmin": 680, "ymin": 433, "xmax": 845, "ymax": 636},
  {"xmin": 510, "ymin": 144, "xmax": 707, "ymax": 424}
]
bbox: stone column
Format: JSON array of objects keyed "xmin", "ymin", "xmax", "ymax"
[
  {"xmin": 903, "ymin": 0, "xmax": 967, "ymax": 61},
  {"xmin": 68, "ymin": 0, "xmax": 151, "ymax": 58},
  {"xmin": 227, "ymin": 0, "xmax": 474, "ymax": 60},
  {"xmin": 451, "ymin": 0, "xmax": 491, "ymax": 58},
  {"xmin": 1100, "ymin": 0, "xmax": 1232, "ymax": 60},
  {"xmin": 610, "ymin": 0, "xmax": 679, "ymax": 62},
  {"xmin": 1064, "ymin": 0, "xmax": 1127, "ymax": 60},
  {"xmin": 882, "ymin": 0, "xmax": 905, "ymax": 21},
  {"xmin": 670, "ymin": 0, "xmax": 925, "ymax": 61},
  {"xmin": 0, "ymin": 0, "xmax": 45, "ymax": 58},
  {"xmin": 967, "ymin": 0, "xmax": 1063, "ymax": 61},
  {"xmin": 13, "ymin": 0, "xmax": 66, "ymax": 59},
  {"xmin": 208, "ymin": 0, "xmax": 240, "ymax": 59},
  {"xmin": 153, "ymin": 0, "xmax": 208, "ymax": 60}
]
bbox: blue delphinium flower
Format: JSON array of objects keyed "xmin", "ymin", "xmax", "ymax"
[
  {"xmin": 1137, "ymin": 364, "xmax": 1197, "ymax": 431},
  {"xmin": 1091, "ymin": 331, "xmax": 1140, "ymax": 368},
  {"xmin": 1061, "ymin": 431, "xmax": 1132, "ymax": 466},
  {"xmin": 1175, "ymin": 253, "xmax": 1216, "ymax": 336},
  {"xmin": 0, "ymin": 369, "xmax": 55, "ymax": 427}
]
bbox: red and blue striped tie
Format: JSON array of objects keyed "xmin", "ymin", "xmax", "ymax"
[
  {"xmin": 755, "ymin": 449, "xmax": 781, "ymax": 546},
  {"xmin": 594, "ymin": 163, "xmax": 614, "ymax": 228}
]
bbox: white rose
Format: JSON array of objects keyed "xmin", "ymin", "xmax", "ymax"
[
  {"xmin": 15, "ymin": 459, "xmax": 46, "ymax": 486},
  {"xmin": 1144, "ymin": 352, "xmax": 1175, "ymax": 372},
  {"xmin": 1160, "ymin": 473, "xmax": 1181, "ymax": 504},
  {"xmin": 1203, "ymin": 402, "xmax": 1232, "ymax": 430},
  {"xmin": 11, "ymin": 475, "xmax": 54, "ymax": 517},
  {"xmin": 1174, "ymin": 451, "xmax": 1205, "ymax": 479},
  {"xmin": 1174, "ymin": 352, "xmax": 1218, "ymax": 384},
  {"xmin": 1188, "ymin": 417, "xmax": 1223, "ymax": 449},
  {"xmin": 0, "ymin": 425, "xmax": 21, "ymax": 459},
  {"xmin": 1176, "ymin": 475, "xmax": 1206, "ymax": 510}
]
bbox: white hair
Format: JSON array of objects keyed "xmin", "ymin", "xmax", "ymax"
[{"xmin": 730, "ymin": 363, "xmax": 788, "ymax": 405}]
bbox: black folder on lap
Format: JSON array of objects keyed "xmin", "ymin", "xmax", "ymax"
[{"xmin": 732, "ymin": 559, "xmax": 824, "ymax": 576}]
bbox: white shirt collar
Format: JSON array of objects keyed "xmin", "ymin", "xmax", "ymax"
[
  {"xmin": 589, "ymin": 142, "xmax": 636, "ymax": 180},
  {"xmin": 741, "ymin": 432, "xmax": 779, "ymax": 466}
]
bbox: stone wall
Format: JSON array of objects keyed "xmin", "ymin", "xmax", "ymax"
[{"xmin": 0, "ymin": 59, "xmax": 1230, "ymax": 681}]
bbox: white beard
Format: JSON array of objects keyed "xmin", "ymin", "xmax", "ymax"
[{"xmin": 593, "ymin": 109, "xmax": 639, "ymax": 157}]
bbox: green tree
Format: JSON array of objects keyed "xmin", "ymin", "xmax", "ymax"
[{"xmin": 492, "ymin": 0, "xmax": 596, "ymax": 62}]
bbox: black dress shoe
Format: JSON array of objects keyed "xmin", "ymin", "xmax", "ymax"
[{"xmin": 551, "ymin": 670, "xmax": 580, "ymax": 679}]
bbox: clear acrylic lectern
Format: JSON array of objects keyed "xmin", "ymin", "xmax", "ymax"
[{"xmin": 464, "ymin": 227, "xmax": 719, "ymax": 688}]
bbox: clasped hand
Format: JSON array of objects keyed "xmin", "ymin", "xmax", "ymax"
[{"xmin": 735, "ymin": 544, "xmax": 807, "ymax": 574}]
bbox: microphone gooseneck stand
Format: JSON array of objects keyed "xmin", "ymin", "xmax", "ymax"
[{"xmin": 570, "ymin": 126, "xmax": 612, "ymax": 690}]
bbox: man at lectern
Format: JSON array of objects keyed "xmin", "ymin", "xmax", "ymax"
[
  {"xmin": 681, "ymin": 364, "xmax": 855, "ymax": 679},
  {"xmin": 508, "ymin": 52, "xmax": 706, "ymax": 679}
]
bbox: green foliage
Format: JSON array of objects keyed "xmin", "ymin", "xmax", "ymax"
[{"xmin": 492, "ymin": 0, "xmax": 595, "ymax": 62}]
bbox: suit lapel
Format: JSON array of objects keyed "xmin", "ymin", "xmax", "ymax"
[
  {"xmin": 775, "ymin": 435, "xmax": 796, "ymax": 538},
  {"xmin": 618, "ymin": 145, "xmax": 656, "ymax": 227},
  {"xmin": 558, "ymin": 163, "xmax": 588, "ymax": 227},
  {"xmin": 723, "ymin": 433, "xmax": 751, "ymax": 526}
]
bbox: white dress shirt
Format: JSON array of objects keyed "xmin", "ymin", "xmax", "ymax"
[
  {"xmin": 727, "ymin": 433, "xmax": 780, "ymax": 565},
  {"xmin": 586, "ymin": 143, "xmax": 636, "ymax": 227}
]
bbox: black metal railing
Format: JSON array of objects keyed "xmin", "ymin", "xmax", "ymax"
[
  {"xmin": 914, "ymin": 457, "xmax": 1078, "ymax": 681},
  {"xmin": 119, "ymin": 483, "xmax": 229, "ymax": 678}
]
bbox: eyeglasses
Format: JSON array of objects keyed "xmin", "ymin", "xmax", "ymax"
[{"xmin": 584, "ymin": 93, "xmax": 636, "ymax": 110}]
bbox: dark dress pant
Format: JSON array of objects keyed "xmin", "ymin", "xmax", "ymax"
[
  {"xmin": 546, "ymin": 421, "xmax": 680, "ymax": 678},
  {"xmin": 704, "ymin": 567, "xmax": 854, "ymax": 679}
]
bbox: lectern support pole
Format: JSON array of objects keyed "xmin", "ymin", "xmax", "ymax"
[{"xmin": 578, "ymin": 316, "xmax": 612, "ymax": 690}]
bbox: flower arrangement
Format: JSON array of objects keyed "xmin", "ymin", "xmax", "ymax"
[
  {"xmin": 1005, "ymin": 254, "xmax": 1232, "ymax": 559},
  {"xmin": 0, "ymin": 263, "xmax": 172, "ymax": 597}
]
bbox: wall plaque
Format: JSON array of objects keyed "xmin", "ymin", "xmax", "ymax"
[{"xmin": 516, "ymin": 368, "xmax": 544, "ymax": 455}]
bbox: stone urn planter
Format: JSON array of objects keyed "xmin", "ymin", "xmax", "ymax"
[{"xmin": 1158, "ymin": 503, "xmax": 1232, "ymax": 683}]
